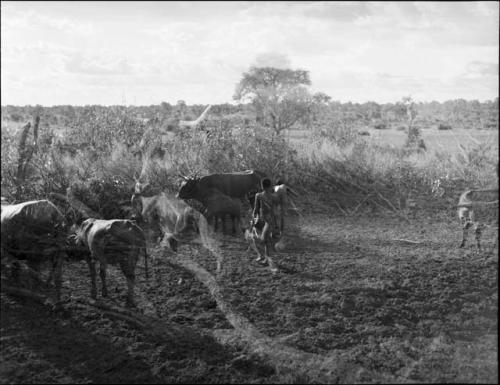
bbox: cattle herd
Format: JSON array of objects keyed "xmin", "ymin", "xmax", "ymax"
[
  {"xmin": 1, "ymin": 170, "xmax": 296, "ymax": 306},
  {"xmin": 1, "ymin": 168, "xmax": 498, "ymax": 308}
]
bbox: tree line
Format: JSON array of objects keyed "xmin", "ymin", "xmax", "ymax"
[{"xmin": 2, "ymin": 66, "xmax": 498, "ymax": 134}]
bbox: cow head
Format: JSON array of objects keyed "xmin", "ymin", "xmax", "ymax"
[
  {"xmin": 133, "ymin": 172, "xmax": 150, "ymax": 196},
  {"xmin": 177, "ymin": 175, "xmax": 200, "ymax": 200},
  {"xmin": 130, "ymin": 193, "xmax": 143, "ymax": 221}
]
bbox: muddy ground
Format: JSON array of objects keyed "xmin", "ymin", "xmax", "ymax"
[{"xmin": 1, "ymin": 208, "xmax": 498, "ymax": 383}]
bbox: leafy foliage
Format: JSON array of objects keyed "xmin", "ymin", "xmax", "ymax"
[{"xmin": 233, "ymin": 66, "xmax": 314, "ymax": 134}]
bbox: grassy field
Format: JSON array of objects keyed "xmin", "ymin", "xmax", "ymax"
[{"xmin": 285, "ymin": 127, "xmax": 499, "ymax": 155}]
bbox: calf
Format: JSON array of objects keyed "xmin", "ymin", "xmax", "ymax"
[
  {"xmin": 131, "ymin": 191, "xmax": 203, "ymax": 251},
  {"xmin": 273, "ymin": 182, "xmax": 298, "ymax": 236},
  {"xmin": 131, "ymin": 189, "xmax": 223, "ymax": 273},
  {"xmin": 73, "ymin": 218, "xmax": 149, "ymax": 307},
  {"xmin": 457, "ymin": 188, "xmax": 498, "ymax": 249}
]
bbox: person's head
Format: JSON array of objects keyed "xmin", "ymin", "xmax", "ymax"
[{"xmin": 261, "ymin": 178, "xmax": 272, "ymax": 190}]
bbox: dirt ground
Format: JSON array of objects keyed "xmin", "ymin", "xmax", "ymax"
[{"xmin": 1, "ymin": 208, "xmax": 498, "ymax": 383}]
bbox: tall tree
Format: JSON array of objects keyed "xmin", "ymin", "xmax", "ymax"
[{"xmin": 233, "ymin": 66, "xmax": 313, "ymax": 134}]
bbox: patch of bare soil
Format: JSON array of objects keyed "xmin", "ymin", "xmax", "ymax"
[{"xmin": 1, "ymin": 209, "xmax": 498, "ymax": 383}]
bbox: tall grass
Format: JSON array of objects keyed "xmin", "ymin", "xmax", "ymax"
[{"xmin": 1, "ymin": 109, "xmax": 497, "ymax": 218}]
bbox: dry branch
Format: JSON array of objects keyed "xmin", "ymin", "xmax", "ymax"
[
  {"xmin": 372, "ymin": 188, "xmax": 411, "ymax": 223},
  {"xmin": 350, "ymin": 193, "xmax": 372, "ymax": 215},
  {"xmin": 392, "ymin": 239, "xmax": 423, "ymax": 245}
]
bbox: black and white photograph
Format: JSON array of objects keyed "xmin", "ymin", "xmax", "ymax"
[{"xmin": 1, "ymin": 1, "xmax": 498, "ymax": 383}]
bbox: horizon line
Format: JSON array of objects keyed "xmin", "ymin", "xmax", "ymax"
[{"xmin": 2, "ymin": 97, "xmax": 499, "ymax": 109}]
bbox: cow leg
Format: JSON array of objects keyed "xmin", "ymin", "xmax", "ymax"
[
  {"xmin": 144, "ymin": 249, "xmax": 149, "ymax": 280},
  {"xmin": 124, "ymin": 273, "xmax": 136, "ymax": 307},
  {"xmin": 475, "ymin": 223, "xmax": 484, "ymax": 250},
  {"xmin": 119, "ymin": 259, "xmax": 136, "ymax": 307},
  {"xmin": 99, "ymin": 263, "xmax": 108, "ymax": 298},
  {"xmin": 221, "ymin": 214, "xmax": 227, "ymax": 234},
  {"xmin": 231, "ymin": 215, "xmax": 237, "ymax": 235},
  {"xmin": 52, "ymin": 253, "xmax": 63, "ymax": 302},
  {"xmin": 460, "ymin": 220, "xmax": 473, "ymax": 248},
  {"xmin": 87, "ymin": 257, "xmax": 97, "ymax": 299}
]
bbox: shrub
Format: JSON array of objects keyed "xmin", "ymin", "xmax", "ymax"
[
  {"xmin": 372, "ymin": 121, "xmax": 388, "ymax": 130},
  {"xmin": 438, "ymin": 123, "xmax": 452, "ymax": 130},
  {"xmin": 10, "ymin": 113, "xmax": 24, "ymax": 122}
]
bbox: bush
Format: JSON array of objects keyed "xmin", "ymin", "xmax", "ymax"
[
  {"xmin": 160, "ymin": 124, "xmax": 299, "ymax": 185},
  {"xmin": 2, "ymin": 105, "xmax": 497, "ymax": 217},
  {"xmin": 372, "ymin": 121, "xmax": 388, "ymax": 130},
  {"xmin": 10, "ymin": 113, "xmax": 24, "ymax": 122},
  {"xmin": 438, "ymin": 123, "xmax": 452, "ymax": 130}
]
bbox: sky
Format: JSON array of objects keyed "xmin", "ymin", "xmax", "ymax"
[{"xmin": 1, "ymin": 1, "xmax": 498, "ymax": 106}]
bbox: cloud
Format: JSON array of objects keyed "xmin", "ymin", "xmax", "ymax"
[
  {"xmin": 1, "ymin": 2, "xmax": 498, "ymax": 105},
  {"xmin": 465, "ymin": 61, "xmax": 498, "ymax": 77},
  {"xmin": 253, "ymin": 52, "xmax": 291, "ymax": 69},
  {"xmin": 1, "ymin": 7, "xmax": 94, "ymax": 36},
  {"xmin": 65, "ymin": 52, "xmax": 133, "ymax": 76}
]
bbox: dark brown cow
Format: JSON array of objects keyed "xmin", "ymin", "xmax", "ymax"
[
  {"xmin": 73, "ymin": 218, "xmax": 149, "ymax": 307},
  {"xmin": 1, "ymin": 199, "xmax": 67, "ymax": 301},
  {"xmin": 177, "ymin": 170, "xmax": 266, "ymax": 204}
]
